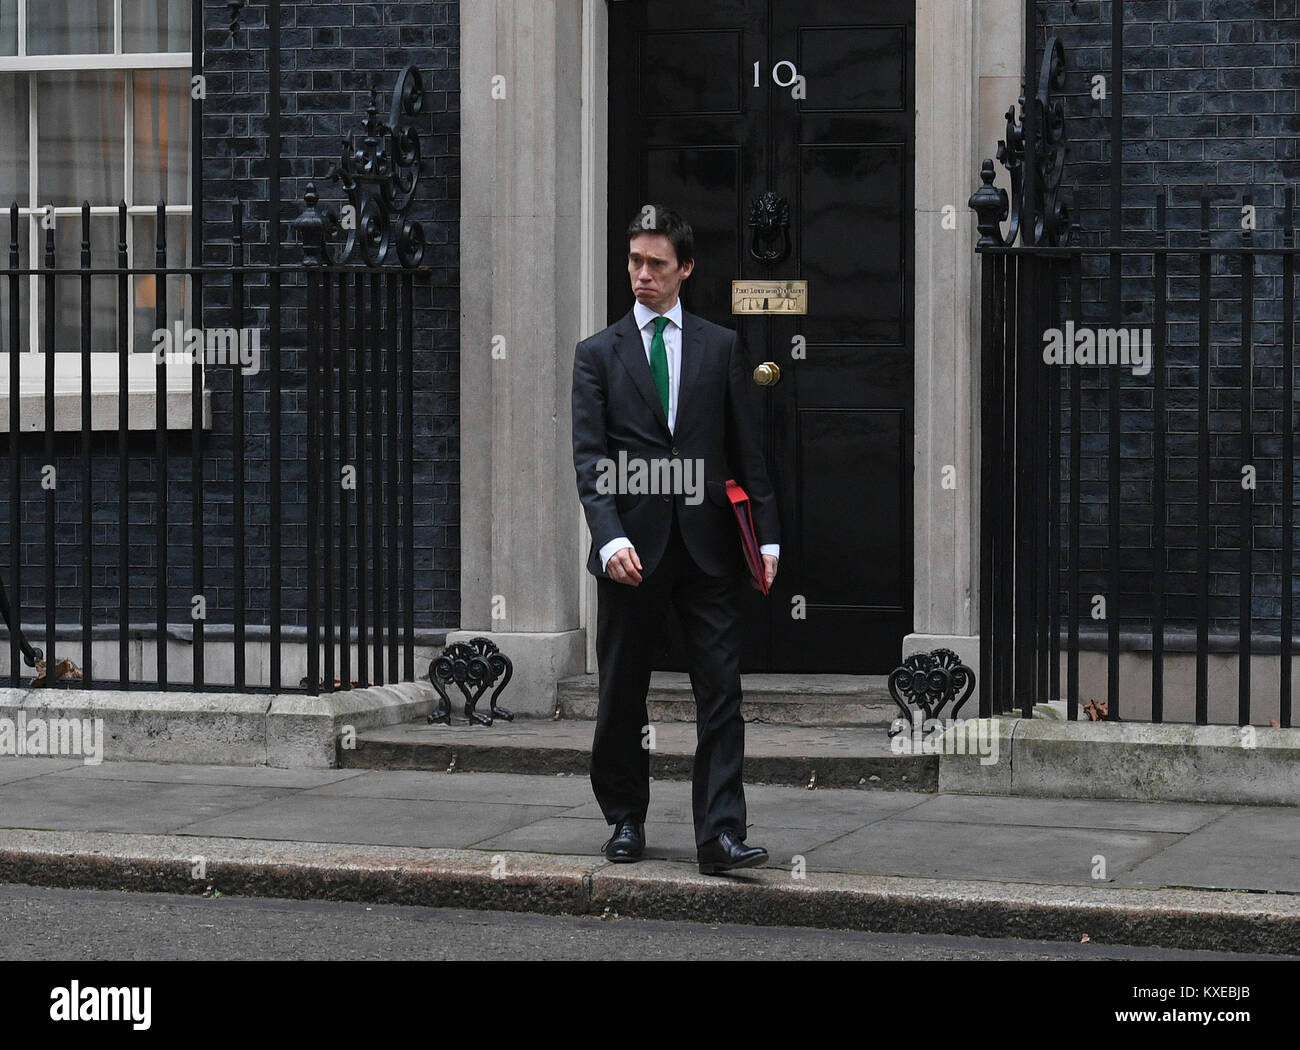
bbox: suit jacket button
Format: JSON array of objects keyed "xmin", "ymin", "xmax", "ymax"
[
  {"xmin": 671, "ymin": 446, "xmax": 680, "ymax": 456},
  {"xmin": 662, "ymin": 495, "xmax": 671, "ymax": 502}
]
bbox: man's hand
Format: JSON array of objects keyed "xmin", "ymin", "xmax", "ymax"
[
  {"xmin": 607, "ymin": 546, "xmax": 644, "ymax": 586},
  {"xmin": 752, "ymin": 554, "xmax": 778, "ymax": 592}
]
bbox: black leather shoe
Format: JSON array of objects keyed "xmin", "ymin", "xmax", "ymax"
[
  {"xmin": 697, "ymin": 830, "xmax": 767, "ymax": 875},
  {"xmin": 601, "ymin": 819, "xmax": 645, "ymax": 862}
]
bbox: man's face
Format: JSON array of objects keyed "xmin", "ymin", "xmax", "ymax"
[{"xmin": 628, "ymin": 232, "xmax": 694, "ymax": 314}]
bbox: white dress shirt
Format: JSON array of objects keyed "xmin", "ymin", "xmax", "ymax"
[{"xmin": 598, "ymin": 299, "xmax": 780, "ymax": 572}]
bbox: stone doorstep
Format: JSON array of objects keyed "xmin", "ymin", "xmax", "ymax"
[
  {"xmin": 344, "ymin": 719, "xmax": 937, "ymax": 790},
  {"xmin": 557, "ymin": 672, "xmax": 899, "ymax": 725},
  {"xmin": 0, "ymin": 682, "xmax": 439, "ymax": 769},
  {"xmin": 1, "ymin": 829, "xmax": 1298, "ymax": 954}
]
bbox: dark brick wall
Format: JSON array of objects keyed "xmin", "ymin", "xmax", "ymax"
[
  {"xmin": 1, "ymin": 0, "xmax": 459, "ymax": 648},
  {"xmin": 1029, "ymin": 1, "xmax": 1300, "ymax": 637}
]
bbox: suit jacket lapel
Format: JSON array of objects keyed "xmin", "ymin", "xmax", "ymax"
[
  {"xmin": 677, "ymin": 309, "xmax": 705, "ymax": 433},
  {"xmin": 614, "ymin": 309, "xmax": 671, "ymax": 437}
]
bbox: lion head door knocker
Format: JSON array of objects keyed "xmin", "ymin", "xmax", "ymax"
[{"xmin": 747, "ymin": 191, "xmax": 792, "ymax": 264}]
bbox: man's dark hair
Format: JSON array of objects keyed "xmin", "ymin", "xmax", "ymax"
[{"xmin": 626, "ymin": 204, "xmax": 694, "ymax": 266}]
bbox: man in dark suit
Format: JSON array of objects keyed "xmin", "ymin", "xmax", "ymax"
[{"xmin": 571, "ymin": 206, "xmax": 779, "ymax": 875}]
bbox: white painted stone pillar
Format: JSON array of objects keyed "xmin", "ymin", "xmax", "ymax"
[
  {"xmin": 906, "ymin": 0, "xmax": 1021, "ymax": 692},
  {"xmin": 455, "ymin": 0, "xmax": 588, "ymax": 713}
]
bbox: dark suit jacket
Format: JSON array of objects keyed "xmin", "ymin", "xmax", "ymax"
[{"xmin": 572, "ymin": 307, "xmax": 779, "ymax": 578}]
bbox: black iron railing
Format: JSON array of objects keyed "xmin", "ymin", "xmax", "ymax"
[
  {"xmin": 973, "ymin": 2, "xmax": 1300, "ymax": 727},
  {"xmin": 0, "ymin": 194, "xmax": 422, "ymax": 695},
  {"xmin": 973, "ymin": 177, "xmax": 1300, "ymax": 728}
]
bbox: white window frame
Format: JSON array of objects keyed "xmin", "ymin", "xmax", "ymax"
[{"xmin": 0, "ymin": 0, "xmax": 207, "ymax": 431}]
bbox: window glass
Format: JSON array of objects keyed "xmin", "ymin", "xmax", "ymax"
[
  {"xmin": 1, "ymin": 0, "xmax": 17, "ymax": 56},
  {"xmin": 28, "ymin": 0, "xmax": 114, "ymax": 55},
  {"xmin": 37, "ymin": 72, "xmax": 126, "ymax": 207},
  {"xmin": 133, "ymin": 69, "xmax": 191, "ymax": 208},
  {"xmin": 0, "ymin": 74, "xmax": 27, "ymax": 208},
  {"xmin": 123, "ymin": 0, "xmax": 192, "ymax": 53},
  {"xmin": 131, "ymin": 213, "xmax": 190, "ymax": 355},
  {"xmin": 36, "ymin": 216, "xmax": 119, "ymax": 352},
  {"xmin": 0, "ymin": 217, "xmax": 28, "ymax": 351}
]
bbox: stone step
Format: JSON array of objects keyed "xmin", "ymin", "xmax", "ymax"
[
  {"xmin": 343, "ymin": 718, "xmax": 934, "ymax": 791},
  {"xmin": 556, "ymin": 672, "xmax": 899, "ymax": 726}
]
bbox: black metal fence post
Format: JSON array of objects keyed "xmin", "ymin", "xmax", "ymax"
[
  {"xmin": 298, "ymin": 187, "xmax": 324, "ymax": 697},
  {"xmin": 1284, "ymin": 188, "xmax": 1296, "ymax": 728},
  {"xmin": 6, "ymin": 204, "xmax": 23, "ymax": 685},
  {"xmin": 80, "ymin": 202, "xmax": 92, "ymax": 683}
]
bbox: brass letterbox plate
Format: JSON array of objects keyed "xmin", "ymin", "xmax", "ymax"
[{"xmin": 730, "ymin": 280, "xmax": 808, "ymax": 315}]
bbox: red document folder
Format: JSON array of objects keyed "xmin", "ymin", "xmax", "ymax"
[{"xmin": 725, "ymin": 479, "xmax": 769, "ymax": 595}]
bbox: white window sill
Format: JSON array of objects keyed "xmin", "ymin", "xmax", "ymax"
[{"xmin": 0, "ymin": 353, "xmax": 212, "ymax": 431}]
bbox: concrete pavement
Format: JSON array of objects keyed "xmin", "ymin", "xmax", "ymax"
[{"xmin": 0, "ymin": 756, "xmax": 1298, "ymax": 953}]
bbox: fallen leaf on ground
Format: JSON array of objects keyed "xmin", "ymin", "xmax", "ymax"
[{"xmin": 1083, "ymin": 699, "xmax": 1107, "ymax": 721}]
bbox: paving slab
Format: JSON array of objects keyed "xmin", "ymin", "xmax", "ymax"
[
  {"xmin": 467, "ymin": 815, "xmax": 689, "ymax": 857},
  {"xmin": 558, "ymin": 781, "xmax": 932, "ymax": 831},
  {"xmin": 899, "ymin": 793, "xmax": 1233, "ymax": 833},
  {"xmin": 803, "ymin": 820, "xmax": 1184, "ymax": 885},
  {"xmin": 47, "ymin": 760, "xmax": 368, "ymax": 790},
  {"xmin": 1116, "ymin": 808, "xmax": 1300, "ymax": 893},
  {"xmin": 0, "ymin": 776, "xmax": 294, "ymax": 835},
  {"xmin": 466, "ymin": 815, "xmax": 838, "ymax": 862},
  {"xmin": 301, "ymin": 768, "xmax": 597, "ymax": 806},
  {"xmin": 175, "ymin": 794, "xmax": 575, "ymax": 850},
  {"xmin": 741, "ymin": 785, "xmax": 933, "ymax": 829},
  {"xmin": 0, "ymin": 757, "xmax": 83, "ymax": 785}
]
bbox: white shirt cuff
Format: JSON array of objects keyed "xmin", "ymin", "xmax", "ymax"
[
  {"xmin": 759, "ymin": 544, "xmax": 780, "ymax": 559},
  {"xmin": 599, "ymin": 536, "xmax": 633, "ymax": 571}
]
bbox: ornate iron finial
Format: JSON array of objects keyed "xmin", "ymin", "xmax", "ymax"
[
  {"xmin": 970, "ymin": 36, "xmax": 1073, "ymax": 247},
  {"xmin": 311, "ymin": 64, "xmax": 427, "ymax": 267},
  {"xmin": 969, "ymin": 160, "xmax": 1009, "ymax": 249},
  {"xmin": 296, "ymin": 182, "xmax": 325, "ymax": 266},
  {"xmin": 427, "ymin": 638, "xmax": 514, "ymax": 727},
  {"xmin": 887, "ymin": 648, "xmax": 976, "ymax": 734}
]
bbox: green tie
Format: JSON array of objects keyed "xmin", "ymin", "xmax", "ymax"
[{"xmin": 650, "ymin": 315, "xmax": 671, "ymax": 421}]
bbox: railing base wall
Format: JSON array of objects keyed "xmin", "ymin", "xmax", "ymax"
[
  {"xmin": 0, "ymin": 630, "xmax": 446, "ymax": 693},
  {"xmin": 0, "ymin": 680, "xmax": 436, "ymax": 769},
  {"xmin": 939, "ymin": 717, "xmax": 1300, "ymax": 807},
  {"xmin": 1060, "ymin": 650, "xmax": 1295, "ymax": 727}
]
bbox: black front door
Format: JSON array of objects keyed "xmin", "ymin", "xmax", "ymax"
[{"xmin": 608, "ymin": 0, "xmax": 914, "ymax": 673}]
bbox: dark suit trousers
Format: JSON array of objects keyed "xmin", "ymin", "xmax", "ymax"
[{"xmin": 592, "ymin": 502, "xmax": 748, "ymax": 847}]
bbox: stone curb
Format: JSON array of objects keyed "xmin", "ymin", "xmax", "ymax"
[{"xmin": 1, "ymin": 830, "xmax": 1296, "ymax": 955}]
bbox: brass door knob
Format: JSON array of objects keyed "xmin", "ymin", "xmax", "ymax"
[{"xmin": 753, "ymin": 362, "xmax": 781, "ymax": 387}]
